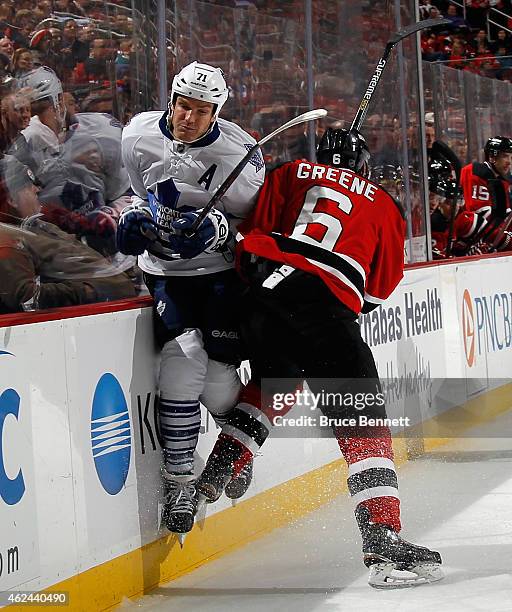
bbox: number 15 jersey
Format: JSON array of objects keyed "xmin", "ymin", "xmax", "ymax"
[{"xmin": 236, "ymin": 160, "xmax": 406, "ymax": 315}]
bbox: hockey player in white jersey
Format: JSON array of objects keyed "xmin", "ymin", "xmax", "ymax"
[
  {"xmin": 37, "ymin": 112, "xmax": 130, "ymax": 211},
  {"xmin": 19, "ymin": 66, "xmax": 65, "ymax": 171},
  {"xmin": 118, "ymin": 62, "xmax": 265, "ymax": 538}
]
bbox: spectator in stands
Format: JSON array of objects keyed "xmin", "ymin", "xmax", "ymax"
[
  {"xmin": 0, "ymin": 91, "xmax": 36, "ymax": 173},
  {"xmin": 11, "ymin": 9, "xmax": 34, "ymax": 48},
  {"xmin": 0, "ymin": 52, "xmax": 14, "ymax": 94},
  {"xmin": 73, "ymin": 38, "xmax": 113, "ymax": 83},
  {"xmin": 49, "ymin": 27, "xmax": 63, "ymax": 52},
  {"xmin": 115, "ymin": 39, "xmax": 132, "ymax": 79},
  {"xmin": 448, "ymin": 39, "xmax": 469, "ymax": 70},
  {"xmin": 37, "ymin": 0, "xmax": 53, "ymax": 19},
  {"xmin": 490, "ymin": 29, "xmax": 512, "ymax": 53},
  {"xmin": 444, "ymin": 4, "xmax": 470, "ymax": 32},
  {"xmin": 0, "ymin": 4, "xmax": 14, "ymax": 38},
  {"xmin": 466, "ymin": 1, "xmax": 491, "ymax": 31},
  {"xmin": 429, "ymin": 6, "xmax": 444, "ymax": 20},
  {"xmin": 53, "ymin": 0, "xmax": 86, "ymax": 17},
  {"xmin": 419, "ymin": 0, "xmax": 434, "ymax": 21},
  {"xmin": 113, "ymin": 14, "xmax": 133, "ymax": 35},
  {"xmin": 29, "ymin": 30, "xmax": 57, "ymax": 72},
  {"xmin": 78, "ymin": 23, "xmax": 96, "ymax": 44},
  {"xmin": 0, "ymin": 158, "xmax": 135, "ymax": 313},
  {"xmin": 12, "ymin": 48, "xmax": 34, "ymax": 78},
  {"xmin": 0, "ymin": 37, "xmax": 14, "ymax": 65},
  {"xmin": 496, "ymin": 45, "xmax": 512, "ymax": 78},
  {"xmin": 61, "ymin": 19, "xmax": 89, "ymax": 75},
  {"xmin": 421, "ymin": 31, "xmax": 449, "ymax": 61},
  {"xmin": 30, "ymin": 30, "xmax": 51, "ymax": 70},
  {"xmin": 425, "ymin": 112, "xmax": 435, "ymax": 152},
  {"xmin": 470, "ymin": 29, "xmax": 491, "ymax": 53}
]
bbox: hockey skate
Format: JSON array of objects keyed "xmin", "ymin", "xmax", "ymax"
[
  {"xmin": 362, "ymin": 523, "xmax": 443, "ymax": 589},
  {"xmin": 161, "ymin": 471, "xmax": 198, "ymax": 545},
  {"xmin": 196, "ymin": 436, "xmax": 251, "ymax": 503},
  {"xmin": 225, "ymin": 457, "xmax": 253, "ymax": 499}
]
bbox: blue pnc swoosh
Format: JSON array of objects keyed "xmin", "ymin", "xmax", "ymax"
[{"xmin": 0, "ymin": 351, "xmax": 13, "ymax": 357}]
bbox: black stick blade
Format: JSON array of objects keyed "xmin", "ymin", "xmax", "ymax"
[{"xmin": 388, "ymin": 18, "xmax": 452, "ymax": 46}]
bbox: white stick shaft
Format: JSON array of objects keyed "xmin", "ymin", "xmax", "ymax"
[{"xmin": 258, "ymin": 109, "xmax": 328, "ymax": 147}]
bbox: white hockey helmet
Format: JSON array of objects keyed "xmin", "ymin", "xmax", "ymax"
[
  {"xmin": 17, "ymin": 66, "xmax": 66, "ymax": 125},
  {"xmin": 17, "ymin": 66, "xmax": 63, "ymax": 106},
  {"xmin": 170, "ymin": 61, "xmax": 228, "ymax": 116}
]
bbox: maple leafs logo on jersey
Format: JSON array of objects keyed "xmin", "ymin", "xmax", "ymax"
[{"xmin": 243, "ymin": 144, "xmax": 264, "ymax": 172}]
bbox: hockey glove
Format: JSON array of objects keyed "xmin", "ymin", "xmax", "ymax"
[
  {"xmin": 116, "ymin": 204, "xmax": 157, "ymax": 255},
  {"xmin": 168, "ymin": 207, "xmax": 230, "ymax": 259},
  {"xmin": 83, "ymin": 208, "xmax": 118, "ymax": 255}
]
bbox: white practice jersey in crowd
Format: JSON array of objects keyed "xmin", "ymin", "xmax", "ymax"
[
  {"xmin": 22, "ymin": 115, "xmax": 60, "ymax": 171},
  {"xmin": 37, "ymin": 113, "xmax": 130, "ymax": 207},
  {"xmin": 121, "ymin": 111, "xmax": 265, "ymax": 276}
]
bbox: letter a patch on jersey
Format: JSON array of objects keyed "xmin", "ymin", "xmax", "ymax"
[{"xmin": 198, "ymin": 164, "xmax": 218, "ymax": 190}]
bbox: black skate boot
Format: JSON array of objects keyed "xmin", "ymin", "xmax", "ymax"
[
  {"xmin": 362, "ymin": 523, "xmax": 443, "ymax": 588},
  {"xmin": 197, "ymin": 435, "xmax": 251, "ymax": 503},
  {"xmin": 225, "ymin": 456, "xmax": 253, "ymax": 500},
  {"xmin": 161, "ymin": 471, "xmax": 198, "ymax": 541}
]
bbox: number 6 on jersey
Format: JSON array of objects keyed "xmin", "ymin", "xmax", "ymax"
[{"xmin": 291, "ymin": 186, "xmax": 353, "ymax": 251}]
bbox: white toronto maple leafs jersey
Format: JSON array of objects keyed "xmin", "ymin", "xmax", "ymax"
[{"xmin": 121, "ymin": 111, "xmax": 265, "ymax": 275}]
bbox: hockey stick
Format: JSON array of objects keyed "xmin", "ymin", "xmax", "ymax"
[
  {"xmin": 350, "ymin": 17, "xmax": 451, "ymax": 132},
  {"xmin": 187, "ymin": 108, "xmax": 328, "ymax": 233}
]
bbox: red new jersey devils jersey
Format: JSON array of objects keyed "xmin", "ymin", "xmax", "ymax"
[
  {"xmin": 461, "ymin": 161, "xmax": 511, "ymax": 215},
  {"xmin": 431, "ymin": 209, "xmax": 483, "ymax": 258},
  {"xmin": 237, "ymin": 160, "xmax": 406, "ymax": 314}
]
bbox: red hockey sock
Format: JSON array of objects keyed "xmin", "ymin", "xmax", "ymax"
[{"xmin": 334, "ymin": 425, "xmax": 401, "ymax": 532}]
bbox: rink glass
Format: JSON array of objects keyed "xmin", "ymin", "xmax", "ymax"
[{"xmin": 2, "ymin": 0, "xmax": 512, "ymax": 313}]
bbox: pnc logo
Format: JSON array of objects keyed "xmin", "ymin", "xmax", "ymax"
[{"xmin": 461, "ymin": 289, "xmax": 475, "ymax": 367}]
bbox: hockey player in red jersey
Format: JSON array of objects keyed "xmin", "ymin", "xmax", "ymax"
[
  {"xmin": 196, "ymin": 128, "xmax": 443, "ymax": 588},
  {"xmin": 460, "ymin": 136, "xmax": 512, "ymax": 219},
  {"xmin": 450, "ymin": 137, "xmax": 512, "ymax": 255},
  {"xmin": 428, "ymin": 146, "xmax": 487, "ymax": 258}
]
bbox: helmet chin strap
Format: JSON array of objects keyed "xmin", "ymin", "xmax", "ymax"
[{"xmin": 167, "ymin": 102, "xmax": 217, "ymax": 146}]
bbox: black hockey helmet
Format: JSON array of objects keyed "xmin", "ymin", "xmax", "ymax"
[
  {"xmin": 484, "ymin": 136, "xmax": 512, "ymax": 161},
  {"xmin": 428, "ymin": 157, "xmax": 459, "ymax": 199},
  {"xmin": 371, "ymin": 164, "xmax": 403, "ymax": 183},
  {"xmin": 316, "ymin": 128, "xmax": 370, "ymax": 176}
]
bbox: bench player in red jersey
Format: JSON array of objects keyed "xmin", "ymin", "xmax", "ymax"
[
  {"xmin": 457, "ymin": 137, "xmax": 512, "ymax": 254},
  {"xmin": 460, "ymin": 136, "xmax": 512, "ymax": 220},
  {"xmin": 195, "ymin": 128, "xmax": 443, "ymax": 588}
]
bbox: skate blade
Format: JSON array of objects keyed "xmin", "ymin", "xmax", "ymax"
[
  {"xmin": 368, "ymin": 562, "xmax": 444, "ymax": 589},
  {"xmin": 176, "ymin": 533, "xmax": 187, "ymax": 548}
]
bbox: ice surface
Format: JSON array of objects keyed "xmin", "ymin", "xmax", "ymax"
[{"xmin": 130, "ymin": 411, "xmax": 512, "ymax": 612}]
